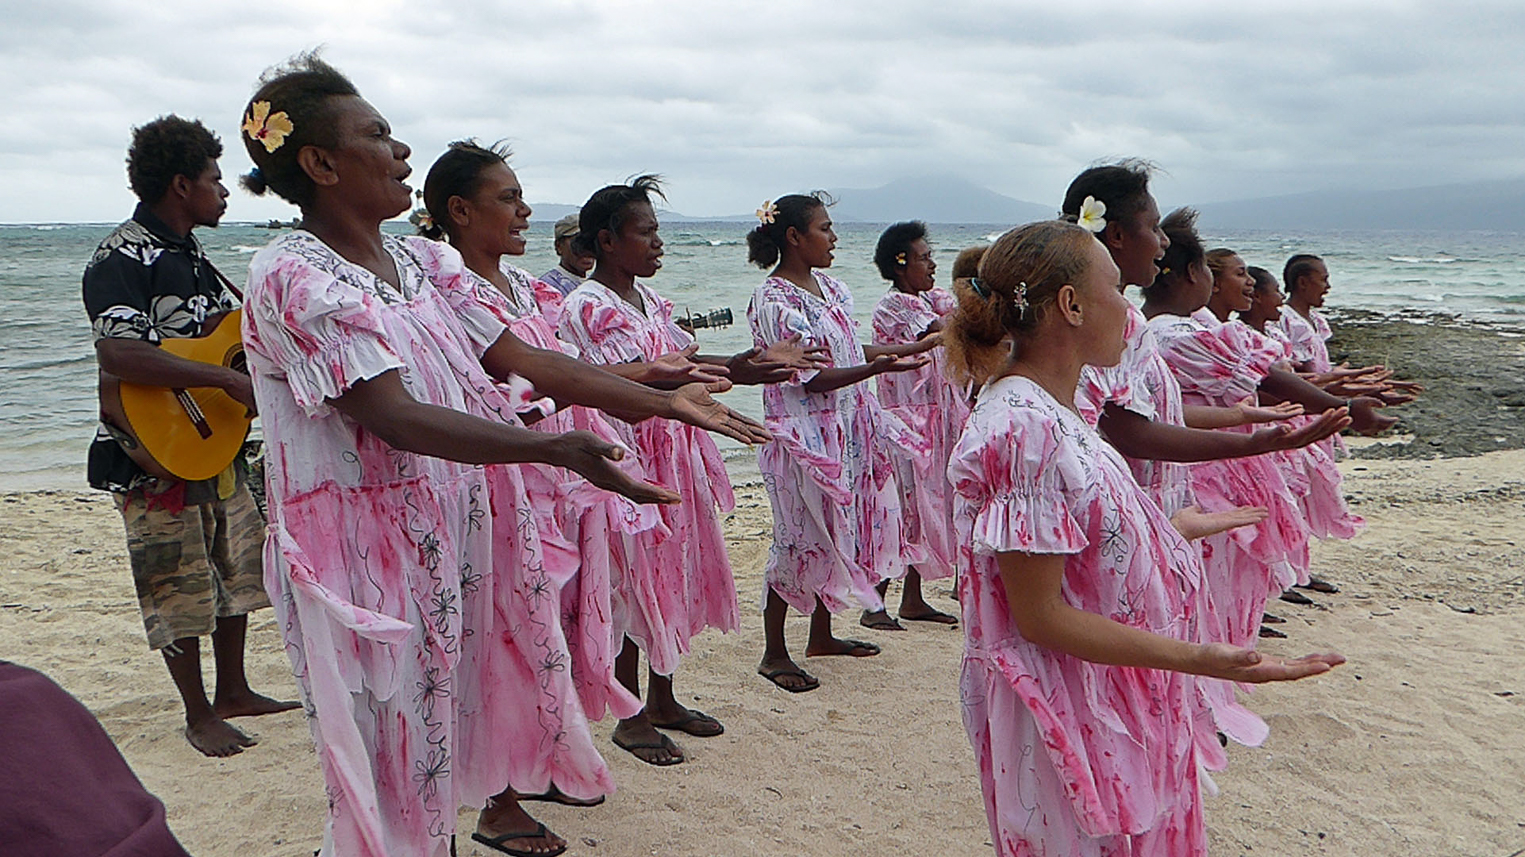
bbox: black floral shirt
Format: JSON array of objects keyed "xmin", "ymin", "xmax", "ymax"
[{"xmin": 82, "ymin": 204, "xmax": 240, "ymax": 493}]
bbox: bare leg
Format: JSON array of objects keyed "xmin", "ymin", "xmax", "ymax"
[
  {"xmin": 860, "ymin": 579, "xmax": 905, "ymax": 631},
  {"xmin": 209, "ymin": 613, "xmax": 299, "ymax": 718},
  {"xmin": 757, "ymin": 587, "xmax": 817, "ymax": 691},
  {"xmin": 646, "ymin": 669, "xmax": 723, "ymax": 736},
  {"xmin": 611, "ymin": 637, "xmax": 682, "ymax": 764},
  {"xmin": 476, "ymin": 787, "xmax": 566, "ymax": 856},
  {"xmin": 896, "ymin": 568, "xmax": 957, "ymax": 624},
  {"xmin": 162, "ymin": 635, "xmax": 255, "ymax": 757},
  {"xmin": 805, "ymin": 597, "xmax": 881, "ymax": 657}
]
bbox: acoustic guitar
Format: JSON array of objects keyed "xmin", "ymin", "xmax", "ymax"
[{"xmin": 98, "ymin": 310, "xmax": 253, "ymax": 482}]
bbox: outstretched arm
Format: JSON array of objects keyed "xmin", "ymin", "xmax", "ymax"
[
  {"xmin": 478, "ymin": 329, "xmax": 769, "ymax": 445},
  {"xmin": 997, "ymin": 551, "xmax": 1344, "ymax": 683},
  {"xmin": 329, "ymin": 370, "xmax": 679, "ymax": 504},
  {"xmin": 1098, "ymin": 403, "xmax": 1349, "ymax": 463},
  {"xmin": 1260, "ymin": 366, "xmax": 1395, "ymax": 435}
]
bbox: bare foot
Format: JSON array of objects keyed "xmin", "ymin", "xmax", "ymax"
[
  {"xmin": 647, "ymin": 705, "xmax": 724, "ymax": 737},
  {"xmin": 185, "ymin": 715, "xmax": 256, "ymax": 757},
  {"xmin": 859, "ymin": 609, "xmax": 905, "ymax": 631},
  {"xmin": 477, "ymin": 799, "xmax": 566, "ymax": 856},
  {"xmin": 757, "ymin": 656, "xmax": 819, "ymax": 692},
  {"xmin": 897, "ymin": 604, "xmax": 958, "ymax": 625},
  {"xmin": 612, "ymin": 715, "xmax": 684, "ymax": 765},
  {"xmin": 804, "ymin": 637, "xmax": 881, "ymax": 658},
  {"xmin": 214, "ymin": 690, "xmax": 300, "ymax": 719}
]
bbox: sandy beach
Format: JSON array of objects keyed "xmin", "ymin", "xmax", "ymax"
[{"xmin": 3, "ymin": 440, "xmax": 1523, "ymax": 856}]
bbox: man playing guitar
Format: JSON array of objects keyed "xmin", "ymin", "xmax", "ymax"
[{"xmin": 83, "ymin": 115, "xmax": 296, "ymax": 756}]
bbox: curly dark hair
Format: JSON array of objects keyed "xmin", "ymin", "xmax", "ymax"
[
  {"xmin": 873, "ymin": 220, "xmax": 928, "ymax": 281},
  {"xmin": 238, "ymin": 51, "xmax": 359, "ymax": 208},
  {"xmin": 126, "ymin": 116, "xmax": 223, "ymax": 205},
  {"xmin": 419, "ymin": 139, "xmax": 514, "ymax": 241},
  {"xmin": 574, "ymin": 175, "xmax": 666, "ymax": 259},
  {"xmin": 745, "ymin": 192, "xmax": 833, "ymax": 269}
]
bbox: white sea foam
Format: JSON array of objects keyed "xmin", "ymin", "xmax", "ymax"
[{"xmin": 1389, "ymin": 255, "xmax": 1459, "ymax": 264}]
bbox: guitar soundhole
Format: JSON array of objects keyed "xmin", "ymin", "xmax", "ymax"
[{"xmin": 229, "ymin": 349, "xmax": 249, "ymax": 376}]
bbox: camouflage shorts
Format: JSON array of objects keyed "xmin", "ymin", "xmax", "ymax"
[{"xmin": 114, "ymin": 480, "xmax": 270, "ymax": 651}]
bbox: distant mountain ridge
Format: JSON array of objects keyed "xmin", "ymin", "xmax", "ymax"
[
  {"xmin": 529, "ymin": 176, "xmax": 1525, "ymax": 231},
  {"xmin": 1192, "ymin": 179, "xmax": 1525, "ymax": 231}
]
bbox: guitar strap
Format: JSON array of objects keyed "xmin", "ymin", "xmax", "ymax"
[{"xmin": 206, "ymin": 258, "xmax": 245, "ymax": 303}]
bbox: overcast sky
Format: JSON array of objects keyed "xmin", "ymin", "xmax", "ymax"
[{"xmin": 4, "ymin": 0, "xmax": 1523, "ymax": 223}]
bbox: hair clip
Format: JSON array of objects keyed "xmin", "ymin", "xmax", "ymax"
[
  {"xmin": 968, "ymin": 277, "xmax": 991, "ymax": 298},
  {"xmin": 242, "ymin": 101, "xmax": 294, "ymax": 153},
  {"xmin": 1014, "ymin": 280, "xmax": 1030, "ymax": 315}
]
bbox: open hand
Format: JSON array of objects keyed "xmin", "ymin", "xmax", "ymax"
[
  {"xmin": 1253, "ymin": 407, "xmax": 1350, "ymax": 451},
  {"xmin": 1170, "ymin": 504, "xmax": 1269, "ymax": 541},
  {"xmin": 1197, "ymin": 643, "xmax": 1346, "ymax": 683},
  {"xmin": 728, "ymin": 334, "xmax": 832, "ymax": 385},
  {"xmin": 1235, "ymin": 398, "xmax": 1302, "ymax": 424},
  {"xmin": 552, "ymin": 431, "xmax": 680, "ymax": 505},
  {"xmin": 1348, "ymin": 396, "xmax": 1398, "ymax": 435},
  {"xmin": 645, "ymin": 345, "xmax": 731, "ymax": 389},
  {"xmin": 667, "ymin": 383, "xmax": 772, "ymax": 445},
  {"xmin": 869, "ymin": 354, "xmax": 931, "ymax": 375}
]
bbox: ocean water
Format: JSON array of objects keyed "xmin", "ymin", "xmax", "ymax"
[{"xmin": 2, "ymin": 218, "xmax": 1521, "ymax": 491}]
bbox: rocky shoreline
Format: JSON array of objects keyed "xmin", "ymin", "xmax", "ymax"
[{"xmin": 1328, "ymin": 308, "xmax": 1525, "ymax": 459}]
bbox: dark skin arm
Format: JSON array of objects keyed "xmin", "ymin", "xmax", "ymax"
[
  {"xmin": 328, "ymin": 370, "xmax": 679, "ymax": 504},
  {"xmin": 799, "ymin": 333, "xmax": 941, "ymax": 394},
  {"xmin": 1097, "ymin": 403, "xmax": 1350, "ymax": 462},
  {"xmin": 1259, "ymin": 365, "xmax": 1395, "ymax": 435},
  {"xmin": 478, "ymin": 328, "xmax": 771, "ymax": 445},
  {"xmin": 96, "ymin": 338, "xmax": 258, "ymax": 414},
  {"xmin": 692, "ymin": 334, "xmax": 833, "ymax": 386}
]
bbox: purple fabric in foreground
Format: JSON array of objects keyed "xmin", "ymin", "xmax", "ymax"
[{"xmin": 0, "ymin": 661, "xmax": 192, "ymax": 857}]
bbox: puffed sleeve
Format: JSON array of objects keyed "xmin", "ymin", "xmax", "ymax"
[
  {"xmin": 871, "ymin": 291, "xmax": 932, "ymax": 345},
  {"xmin": 948, "ymin": 399, "xmax": 1090, "ymax": 557},
  {"xmin": 406, "ymin": 237, "xmax": 507, "ymax": 358},
  {"xmin": 1151, "ymin": 318, "xmax": 1271, "ymax": 405},
  {"xmin": 747, "ymin": 282, "xmax": 825, "ymax": 385},
  {"xmin": 241, "ymin": 242, "xmax": 407, "ymax": 417},
  {"xmin": 558, "ymin": 287, "xmax": 644, "ymax": 365}
]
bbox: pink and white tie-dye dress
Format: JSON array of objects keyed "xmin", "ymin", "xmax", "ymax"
[
  {"xmin": 1075, "ymin": 305, "xmax": 1196, "ymax": 517},
  {"xmin": 870, "ymin": 287, "xmax": 969, "ymax": 580},
  {"xmin": 1148, "ymin": 310, "xmax": 1312, "ymax": 648},
  {"xmin": 558, "ymin": 278, "xmax": 740, "ymax": 676},
  {"xmin": 440, "ymin": 261, "xmax": 664, "ymax": 722},
  {"xmin": 949, "ymin": 374, "xmax": 1210, "ymax": 857},
  {"xmin": 747, "ymin": 272, "xmax": 930, "ymax": 614},
  {"xmin": 1276, "ymin": 308, "xmax": 1363, "ymax": 537},
  {"xmin": 243, "ymin": 233, "xmax": 614, "ymax": 857}
]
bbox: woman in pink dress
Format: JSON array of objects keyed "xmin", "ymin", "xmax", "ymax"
[
  {"xmin": 1240, "ymin": 267, "xmax": 1366, "ymax": 545},
  {"xmin": 558, "ymin": 177, "xmax": 828, "ymax": 764},
  {"xmin": 746, "ymin": 194, "xmax": 939, "ymax": 692},
  {"xmin": 943, "ymin": 219, "xmax": 1343, "ymax": 857},
  {"xmin": 416, "ymin": 141, "xmax": 675, "ymax": 794},
  {"xmin": 236, "ymin": 56, "xmax": 767, "ymax": 857},
  {"xmin": 1141, "ymin": 217, "xmax": 1316, "ymax": 648},
  {"xmin": 1057, "ymin": 164, "xmax": 1353, "ymax": 520},
  {"xmin": 866, "ymin": 220, "xmax": 966, "ymax": 629}
]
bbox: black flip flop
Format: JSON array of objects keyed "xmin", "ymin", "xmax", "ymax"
[
  {"xmin": 1278, "ymin": 588, "xmax": 1315, "ymax": 605},
  {"xmin": 758, "ymin": 665, "xmax": 820, "ymax": 693},
  {"xmin": 898, "ymin": 608, "xmax": 959, "ymax": 626},
  {"xmin": 518, "ymin": 785, "xmax": 605, "ymax": 807},
  {"xmin": 471, "ymin": 822, "xmax": 567, "ymax": 857},
  {"xmin": 650, "ymin": 709, "xmax": 724, "ymax": 737},
  {"xmin": 860, "ymin": 610, "xmax": 905, "ymax": 631},
  {"xmin": 1298, "ymin": 576, "xmax": 1340, "ymax": 594},
  {"xmin": 612, "ymin": 731, "xmax": 684, "ymax": 766}
]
